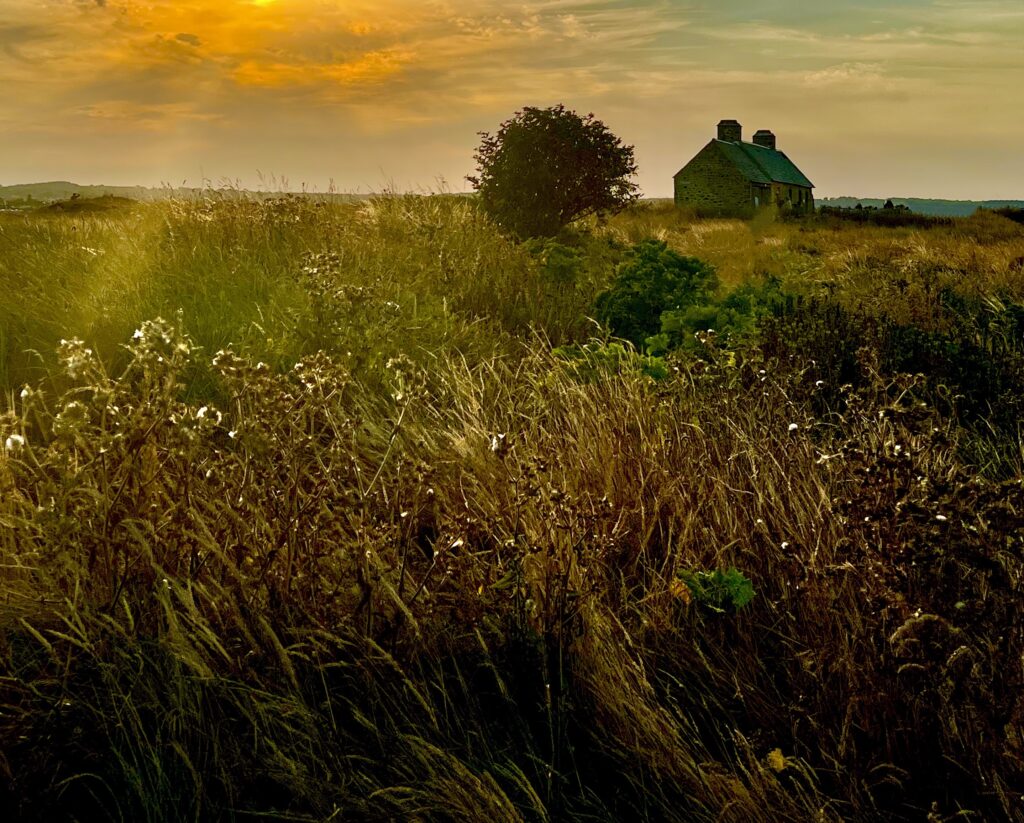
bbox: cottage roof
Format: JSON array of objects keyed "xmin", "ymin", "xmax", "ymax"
[{"xmin": 715, "ymin": 140, "xmax": 814, "ymax": 188}]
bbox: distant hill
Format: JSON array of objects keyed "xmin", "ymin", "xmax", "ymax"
[
  {"xmin": 820, "ymin": 197, "xmax": 1024, "ymax": 217},
  {"xmin": 0, "ymin": 181, "xmax": 167, "ymax": 204},
  {"xmin": 0, "ymin": 181, "xmax": 374, "ymax": 208},
  {"xmin": 42, "ymin": 195, "xmax": 139, "ymax": 214}
]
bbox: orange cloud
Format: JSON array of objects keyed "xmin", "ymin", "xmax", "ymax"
[{"xmin": 231, "ymin": 49, "xmax": 412, "ymax": 90}]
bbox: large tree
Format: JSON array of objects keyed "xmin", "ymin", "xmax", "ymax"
[{"xmin": 467, "ymin": 105, "xmax": 640, "ymax": 239}]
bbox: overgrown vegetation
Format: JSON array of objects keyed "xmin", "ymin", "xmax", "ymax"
[
  {"xmin": 816, "ymin": 203, "xmax": 955, "ymax": 229},
  {"xmin": 2, "ymin": 194, "xmax": 1024, "ymax": 821}
]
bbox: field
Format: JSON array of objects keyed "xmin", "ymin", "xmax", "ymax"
[{"xmin": 2, "ymin": 195, "xmax": 1024, "ymax": 821}]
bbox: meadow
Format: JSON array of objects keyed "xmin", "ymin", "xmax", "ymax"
[{"xmin": 2, "ymin": 194, "xmax": 1024, "ymax": 821}]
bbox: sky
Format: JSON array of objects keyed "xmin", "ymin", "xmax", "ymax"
[{"xmin": 0, "ymin": 0, "xmax": 1022, "ymax": 199}]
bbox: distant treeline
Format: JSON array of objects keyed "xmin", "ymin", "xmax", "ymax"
[{"xmin": 820, "ymin": 197, "xmax": 1024, "ymax": 217}]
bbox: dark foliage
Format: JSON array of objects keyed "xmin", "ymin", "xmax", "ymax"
[
  {"xmin": 467, "ymin": 105, "xmax": 640, "ymax": 238},
  {"xmin": 994, "ymin": 206, "xmax": 1024, "ymax": 225},
  {"xmin": 593, "ymin": 239, "xmax": 718, "ymax": 349},
  {"xmin": 758, "ymin": 293, "xmax": 1024, "ymax": 470},
  {"xmin": 816, "ymin": 205, "xmax": 953, "ymax": 229}
]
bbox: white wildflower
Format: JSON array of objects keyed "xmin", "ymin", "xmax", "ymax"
[
  {"xmin": 788, "ymin": 423, "xmax": 799, "ymax": 432},
  {"xmin": 5, "ymin": 433, "xmax": 25, "ymax": 452}
]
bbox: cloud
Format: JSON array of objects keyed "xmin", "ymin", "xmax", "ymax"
[
  {"xmin": 75, "ymin": 100, "xmax": 222, "ymax": 131},
  {"xmin": 802, "ymin": 62, "xmax": 897, "ymax": 93},
  {"xmin": 0, "ymin": 0, "xmax": 1022, "ymax": 198}
]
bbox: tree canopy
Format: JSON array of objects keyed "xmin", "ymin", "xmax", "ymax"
[{"xmin": 467, "ymin": 105, "xmax": 639, "ymax": 239}]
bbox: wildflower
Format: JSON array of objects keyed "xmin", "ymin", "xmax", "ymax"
[
  {"xmin": 133, "ymin": 328, "xmax": 144, "ymax": 340},
  {"xmin": 57, "ymin": 338, "xmax": 94, "ymax": 379},
  {"xmin": 490, "ymin": 433, "xmax": 509, "ymax": 456},
  {"xmin": 4, "ymin": 433, "xmax": 25, "ymax": 452},
  {"xmin": 935, "ymin": 514, "xmax": 948, "ymax": 522},
  {"xmin": 788, "ymin": 423, "xmax": 799, "ymax": 432},
  {"xmin": 781, "ymin": 541, "xmax": 790, "ymax": 550}
]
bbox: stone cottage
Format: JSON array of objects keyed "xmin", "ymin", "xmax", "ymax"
[{"xmin": 674, "ymin": 120, "xmax": 814, "ymax": 216}]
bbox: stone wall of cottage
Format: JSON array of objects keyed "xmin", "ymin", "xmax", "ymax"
[
  {"xmin": 770, "ymin": 182, "xmax": 815, "ymax": 214},
  {"xmin": 673, "ymin": 142, "xmax": 754, "ymax": 216}
]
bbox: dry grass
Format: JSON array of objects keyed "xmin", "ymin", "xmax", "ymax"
[{"xmin": 1, "ymin": 196, "xmax": 1023, "ymax": 821}]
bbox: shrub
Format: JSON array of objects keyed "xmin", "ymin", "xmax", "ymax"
[
  {"xmin": 594, "ymin": 239, "xmax": 718, "ymax": 349},
  {"xmin": 654, "ymin": 277, "xmax": 786, "ymax": 354}
]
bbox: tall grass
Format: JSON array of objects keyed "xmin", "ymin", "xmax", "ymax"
[{"xmin": 2, "ymin": 195, "xmax": 1024, "ymax": 821}]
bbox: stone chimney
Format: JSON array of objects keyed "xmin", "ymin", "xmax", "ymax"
[
  {"xmin": 717, "ymin": 119, "xmax": 742, "ymax": 143},
  {"xmin": 753, "ymin": 129, "xmax": 776, "ymax": 150}
]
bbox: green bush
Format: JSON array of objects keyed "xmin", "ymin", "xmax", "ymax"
[
  {"xmin": 678, "ymin": 567, "xmax": 755, "ymax": 612},
  {"xmin": 594, "ymin": 239, "xmax": 718, "ymax": 349},
  {"xmin": 654, "ymin": 277, "xmax": 785, "ymax": 354}
]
